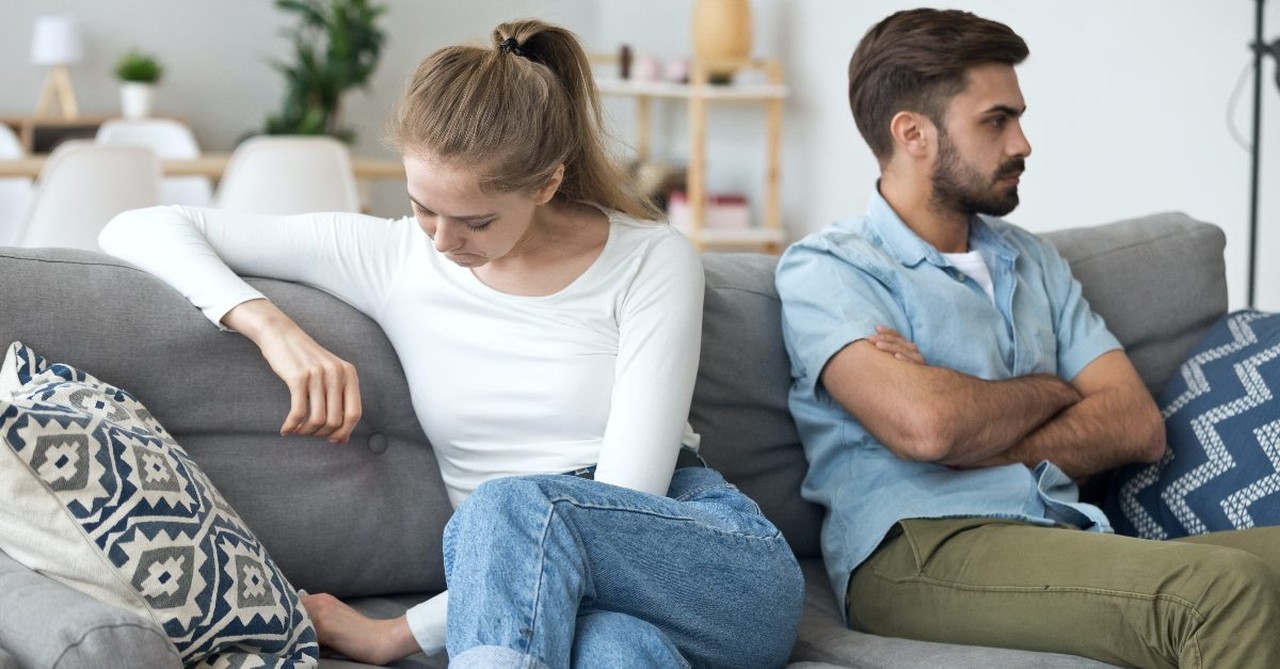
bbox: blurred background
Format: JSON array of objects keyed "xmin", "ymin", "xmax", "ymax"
[{"xmin": 0, "ymin": 0, "xmax": 1276, "ymax": 309}]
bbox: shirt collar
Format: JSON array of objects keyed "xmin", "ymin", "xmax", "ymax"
[{"xmin": 865, "ymin": 187, "xmax": 1014, "ymax": 268}]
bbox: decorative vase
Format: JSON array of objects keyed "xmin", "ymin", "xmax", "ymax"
[
  {"xmin": 691, "ymin": 0, "xmax": 753, "ymax": 83},
  {"xmin": 120, "ymin": 82, "xmax": 155, "ymax": 119}
]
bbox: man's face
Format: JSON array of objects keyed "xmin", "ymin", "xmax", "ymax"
[{"xmin": 929, "ymin": 63, "xmax": 1031, "ymax": 218}]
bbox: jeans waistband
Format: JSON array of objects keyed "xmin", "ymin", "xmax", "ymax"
[{"xmin": 563, "ymin": 447, "xmax": 704, "ymax": 481}]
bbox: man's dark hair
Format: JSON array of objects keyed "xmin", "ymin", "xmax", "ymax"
[{"xmin": 848, "ymin": 9, "xmax": 1029, "ymax": 162}]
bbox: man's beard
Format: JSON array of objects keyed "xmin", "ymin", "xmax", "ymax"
[{"xmin": 931, "ymin": 129, "xmax": 1024, "ymax": 218}]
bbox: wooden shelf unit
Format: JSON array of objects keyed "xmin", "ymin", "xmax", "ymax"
[{"xmin": 597, "ymin": 58, "xmax": 788, "ymax": 253}]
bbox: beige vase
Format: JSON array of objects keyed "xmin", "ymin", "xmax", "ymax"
[{"xmin": 691, "ymin": 0, "xmax": 753, "ymax": 82}]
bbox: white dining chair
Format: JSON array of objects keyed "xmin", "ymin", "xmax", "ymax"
[
  {"xmin": 0, "ymin": 124, "xmax": 34, "ymax": 246},
  {"xmin": 95, "ymin": 118, "xmax": 213, "ymax": 208},
  {"xmin": 13, "ymin": 141, "xmax": 160, "ymax": 252},
  {"xmin": 214, "ymin": 135, "xmax": 361, "ymax": 215}
]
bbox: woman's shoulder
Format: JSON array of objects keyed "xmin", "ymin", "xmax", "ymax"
[
  {"xmin": 595, "ymin": 210, "xmax": 703, "ymax": 292},
  {"xmin": 603, "ymin": 209, "xmax": 694, "ymax": 257}
]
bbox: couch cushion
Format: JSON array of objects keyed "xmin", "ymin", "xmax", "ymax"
[
  {"xmin": 0, "ymin": 549, "xmax": 181, "ymax": 669},
  {"xmin": 0, "ymin": 248, "xmax": 452, "ymax": 599},
  {"xmin": 0, "ymin": 341, "xmax": 317, "ymax": 667},
  {"xmin": 695, "ymin": 252, "xmax": 824, "ymax": 559},
  {"xmin": 1042, "ymin": 212, "xmax": 1227, "ymax": 396},
  {"xmin": 1106, "ymin": 310, "xmax": 1280, "ymax": 539}
]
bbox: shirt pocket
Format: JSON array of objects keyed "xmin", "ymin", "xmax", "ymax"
[{"xmin": 1022, "ymin": 323, "xmax": 1058, "ymax": 375}]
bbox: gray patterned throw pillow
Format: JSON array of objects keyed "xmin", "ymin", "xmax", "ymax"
[{"xmin": 0, "ymin": 341, "xmax": 318, "ymax": 668}]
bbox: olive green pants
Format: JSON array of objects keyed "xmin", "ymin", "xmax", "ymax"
[{"xmin": 846, "ymin": 518, "xmax": 1280, "ymax": 669}]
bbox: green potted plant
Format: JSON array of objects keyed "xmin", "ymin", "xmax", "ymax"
[
  {"xmin": 261, "ymin": 0, "xmax": 388, "ymax": 142},
  {"xmin": 114, "ymin": 50, "xmax": 164, "ymax": 119}
]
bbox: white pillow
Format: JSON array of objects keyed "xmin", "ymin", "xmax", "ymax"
[{"xmin": 0, "ymin": 341, "xmax": 318, "ymax": 668}]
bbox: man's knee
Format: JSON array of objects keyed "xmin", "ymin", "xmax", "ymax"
[{"xmin": 1183, "ymin": 547, "xmax": 1280, "ymax": 622}]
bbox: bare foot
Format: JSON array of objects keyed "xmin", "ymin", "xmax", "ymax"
[{"xmin": 300, "ymin": 592, "xmax": 418, "ymax": 665}]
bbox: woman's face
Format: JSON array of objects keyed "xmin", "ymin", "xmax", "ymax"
[{"xmin": 403, "ymin": 153, "xmax": 558, "ymax": 268}]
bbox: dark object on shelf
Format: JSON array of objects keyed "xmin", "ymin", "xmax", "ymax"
[{"xmin": 619, "ymin": 44, "xmax": 632, "ymax": 80}]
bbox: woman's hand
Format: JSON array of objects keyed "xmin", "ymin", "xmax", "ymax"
[
  {"xmin": 223, "ymin": 299, "xmax": 362, "ymax": 443},
  {"xmin": 866, "ymin": 325, "xmax": 926, "ymax": 365}
]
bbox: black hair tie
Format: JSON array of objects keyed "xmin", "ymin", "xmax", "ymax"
[{"xmin": 498, "ymin": 37, "xmax": 530, "ymax": 59}]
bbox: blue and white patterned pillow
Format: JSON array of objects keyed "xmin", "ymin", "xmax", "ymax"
[
  {"xmin": 1106, "ymin": 310, "xmax": 1280, "ymax": 539},
  {"xmin": 0, "ymin": 341, "xmax": 318, "ymax": 668}
]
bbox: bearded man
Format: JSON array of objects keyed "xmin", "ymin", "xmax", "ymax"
[{"xmin": 776, "ymin": 8, "xmax": 1280, "ymax": 668}]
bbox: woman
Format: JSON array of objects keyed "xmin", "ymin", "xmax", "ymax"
[{"xmin": 100, "ymin": 18, "xmax": 802, "ymax": 669}]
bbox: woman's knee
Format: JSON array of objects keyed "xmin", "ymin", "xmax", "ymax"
[
  {"xmin": 444, "ymin": 475, "xmax": 582, "ymax": 554},
  {"xmin": 449, "ymin": 476, "xmax": 555, "ymax": 527},
  {"xmin": 572, "ymin": 611, "xmax": 689, "ymax": 669}
]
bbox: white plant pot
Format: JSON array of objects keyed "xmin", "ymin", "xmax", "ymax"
[{"xmin": 120, "ymin": 82, "xmax": 155, "ymax": 119}]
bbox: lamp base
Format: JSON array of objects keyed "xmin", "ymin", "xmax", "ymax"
[{"xmin": 34, "ymin": 65, "xmax": 80, "ymax": 120}]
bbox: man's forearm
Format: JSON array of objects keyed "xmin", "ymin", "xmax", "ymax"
[
  {"xmin": 922, "ymin": 370, "xmax": 1081, "ymax": 467},
  {"xmin": 823, "ymin": 339, "xmax": 1081, "ymax": 465},
  {"xmin": 984, "ymin": 385, "xmax": 1165, "ymax": 478}
]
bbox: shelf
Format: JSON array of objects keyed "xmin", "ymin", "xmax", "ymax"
[
  {"xmin": 597, "ymin": 59, "xmax": 788, "ymax": 254},
  {"xmin": 596, "ymin": 78, "xmax": 788, "ymax": 102},
  {"xmin": 0, "ymin": 115, "xmax": 114, "ymax": 154}
]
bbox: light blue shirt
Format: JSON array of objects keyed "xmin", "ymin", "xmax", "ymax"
[{"xmin": 775, "ymin": 190, "xmax": 1121, "ymax": 612}]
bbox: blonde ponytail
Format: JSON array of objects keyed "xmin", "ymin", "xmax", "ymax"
[{"xmin": 390, "ymin": 19, "xmax": 659, "ymax": 220}]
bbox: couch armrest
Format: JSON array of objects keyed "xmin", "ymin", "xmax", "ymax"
[{"xmin": 0, "ymin": 550, "xmax": 181, "ymax": 669}]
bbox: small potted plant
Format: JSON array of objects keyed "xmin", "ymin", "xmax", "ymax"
[{"xmin": 114, "ymin": 50, "xmax": 163, "ymax": 119}]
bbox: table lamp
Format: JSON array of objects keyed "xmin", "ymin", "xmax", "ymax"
[{"xmin": 31, "ymin": 15, "xmax": 83, "ymax": 120}]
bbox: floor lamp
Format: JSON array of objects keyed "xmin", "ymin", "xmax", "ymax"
[{"xmin": 1249, "ymin": 0, "xmax": 1280, "ymax": 307}]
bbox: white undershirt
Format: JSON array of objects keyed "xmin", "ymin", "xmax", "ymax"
[
  {"xmin": 942, "ymin": 249, "xmax": 995, "ymax": 305},
  {"xmin": 99, "ymin": 204, "xmax": 705, "ymax": 655}
]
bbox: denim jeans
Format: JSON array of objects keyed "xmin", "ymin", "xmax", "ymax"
[{"xmin": 443, "ymin": 467, "xmax": 804, "ymax": 669}]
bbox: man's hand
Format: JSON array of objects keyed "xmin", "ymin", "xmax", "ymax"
[
  {"xmin": 223, "ymin": 299, "xmax": 363, "ymax": 443},
  {"xmin": 866, "ymin": 325, "xmax": 926, "ymax": 365}
]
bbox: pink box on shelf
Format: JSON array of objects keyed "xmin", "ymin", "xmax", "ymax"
[{"xmin": 667, "ymin": 191, "xmax": 750, "ymax": 230}]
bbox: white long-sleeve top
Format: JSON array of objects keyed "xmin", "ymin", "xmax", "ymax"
[{"xmin": 98, "ymin": 204, "xmax": 705, "ymax": 654}]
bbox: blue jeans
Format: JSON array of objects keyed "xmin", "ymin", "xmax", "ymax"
[{"xmin": 443, "ymin": 467, "xmax": 803, "ymax": 669}]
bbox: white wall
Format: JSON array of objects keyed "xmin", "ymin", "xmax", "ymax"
[{"xmin": 2, "ymin": 1, "xmax": 1277, "ymax": 309}]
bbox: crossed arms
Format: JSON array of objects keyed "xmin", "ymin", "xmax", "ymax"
[{"xmin": 822, "ymin": 327, "xmax": 1166, "ymax": 479}]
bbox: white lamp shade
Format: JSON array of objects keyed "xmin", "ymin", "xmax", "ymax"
[{"xmin": 30, "ymin": 16, "xmax": 83, "ymax": 66}]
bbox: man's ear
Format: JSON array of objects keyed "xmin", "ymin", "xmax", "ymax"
[
  {"xmin": 532, "ymin": 164, "xmax": 565, "ymax": 205},
  {"xmin": 888, "ymin": 111, "xmax": 934, "ymax": 159}
]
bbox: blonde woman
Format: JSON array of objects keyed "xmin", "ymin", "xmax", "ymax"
[{"xmin": 101, "ymin": 19, "xmax": 802, "ymax": 669}]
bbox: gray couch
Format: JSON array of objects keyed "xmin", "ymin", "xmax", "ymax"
[{"xmin": 0, "ymin": 211, "xmax": 1226, "ymax": 669}]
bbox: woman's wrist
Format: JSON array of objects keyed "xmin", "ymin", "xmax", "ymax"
[{"xmin": 221, "ymin": 298, "xmax": 295, "ymax": 343}]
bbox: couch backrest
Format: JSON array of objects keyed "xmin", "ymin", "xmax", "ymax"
[
  {"xmin": 0, "ymin": 248, "xmax": 450, "ymax": 598},
  {"xmin": 694, "ymin": 212, "xmax": 1227, "ymax": 558},
  {"xmin": 0, "ymin": 212, "xmax": 1227, "ymax": 582}
]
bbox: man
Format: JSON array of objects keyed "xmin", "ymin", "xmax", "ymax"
[{"xmin": 776, "ymin": 8, "xmax": 1280, "ymax": 668}]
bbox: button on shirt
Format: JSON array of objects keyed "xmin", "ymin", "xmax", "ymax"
[{"xmin": 775, "ymin": 190, "xmax": 1121, "ymax": 613}]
